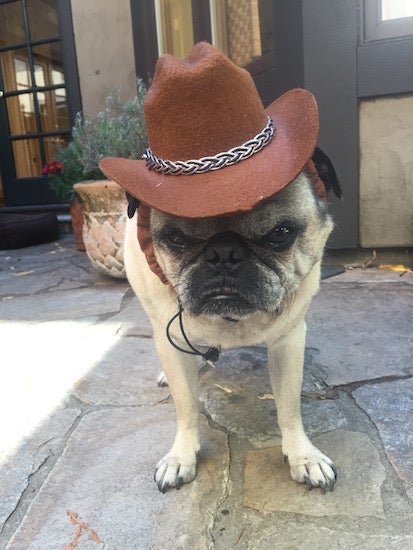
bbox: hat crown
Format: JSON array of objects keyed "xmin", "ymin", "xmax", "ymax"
[{"xmin": 144, "ymin": 42, "xmax": 267, "ymax": 161}]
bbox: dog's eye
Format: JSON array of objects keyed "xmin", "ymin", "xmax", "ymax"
[
  {"xmin": 165, "ymin": 229, "xmax": 190, "ymax": 250},
  {"xmin": 264, "ymin": 224, "xmax": 297, "ymax": 249}
]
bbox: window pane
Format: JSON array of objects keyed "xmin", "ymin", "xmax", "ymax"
[
  {"xmin": 12, "ymin": 138, "xmax": 42, "ymax": 177},
  {"xmin": 154, "ymin": 0, "xmax": 194, "ymax": 57},
  {"xmin": 0, "ymin": 1, "xmax": 25, "ymax": 47},
  {"xmin": 32, "ymin": 42, "xmax": 64, "ymax": 87},
  {"xmin": 27, "ymin": 0, "xmax": 58, "ymax": 40},
  {"xmin": 43, "ymin": 134, "xmax": 69, "ymax": 164},
  {"xmin": 0, "ymin": 48, "xmax": 32, "ymax": 93},
  {"xmin": 7, "ymin": 93, "xmax": 37, "ymax": 135},
  {"xmin": 210, "ymin": 0, "xmax": 274, "ymax": 66},
  {"xmin": 381, "ymin": 0, "xmax": 413, "ymax": 21},
  {"xmin": 38, "ymin": 89, "xmax": 70, "ymax": 132}
]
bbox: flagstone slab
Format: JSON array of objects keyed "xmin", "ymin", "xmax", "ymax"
[
  {"xmin": 0, "ymin": 238, "xmax": 96, "ymax": 294},
  {"xmin": 0, "ymin": 406, "xmax": 80, "ymax": 532},
  {"xmin": 200, "ymin": 348, "xmax": 347, "ymax": 446},
  {"xmin": 0, "ymin": 286, "xmax": 128, "ymax": 321},
  {"xmin": 322, "ymin": 267, "xmax": 413, "ymax": 284},
  {"xmin": 306, "ymin": 283, "xmax": 413, "ymax": 385},
  {"xmin": 105, "ymin": 293, "xmax": 153, "ymax": 337},
  {"xmin": 353, "ymin": 378, "xmax": 413, "ymax": 502},
  {"xmin": 73, "ymin": 336, "xmax": 167, "ymax": 406},
  {"xmin": 243, "ymin": 430, "xmax": 385, "ymax": 518},
  {"xmin": 7, "ymin": 407, "xmax": 229, "ymax": 550},
  {"xmin": 245, "ymin": 523, "xmax": 413, "ymax": 550}
]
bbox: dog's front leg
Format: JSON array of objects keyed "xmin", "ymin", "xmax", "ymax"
[
  {"xmin": 152, "ymin": 331, "xmax": 200, "ymax": 492},
  {"xmin": 267, "ymin": 320, "xmax": 337, "ymax": 492}
]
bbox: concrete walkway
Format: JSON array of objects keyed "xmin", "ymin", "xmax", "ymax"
[{"xmin": 0, "ymin": 235, "xmax": 412, "ymax": 549}]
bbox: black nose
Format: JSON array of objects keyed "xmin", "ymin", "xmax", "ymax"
[{"xmin": 204, "ymin": 232, "xmax": 246, "ymax": 268}]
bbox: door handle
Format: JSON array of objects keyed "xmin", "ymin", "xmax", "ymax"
[{"xmin": 0, "ymin": 90, "xmax": 3, "ymax": 98}]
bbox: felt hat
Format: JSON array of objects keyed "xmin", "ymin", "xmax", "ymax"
[{"xmin": 99, "ymin": 42, "xmax": 320, "ymax": 218}]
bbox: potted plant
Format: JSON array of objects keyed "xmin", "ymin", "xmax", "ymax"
[
  {"xmin": 45, "ymin": 80, "xmax": 148, "ymax": 278},
  {"xmin": 42, "ymin": 141, "xmax": 85, "ymax": 250}
]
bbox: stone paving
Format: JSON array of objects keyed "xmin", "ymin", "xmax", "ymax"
[{"xmin": 0, "ymin": 235, "xmax": 412, "ymax": 549}]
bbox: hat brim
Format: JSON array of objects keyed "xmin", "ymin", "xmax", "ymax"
[{"xmin": 99, "ymin": 88, "xmax": 318, "ymax": 218}]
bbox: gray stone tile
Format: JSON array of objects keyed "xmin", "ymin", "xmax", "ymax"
[
  {"xmin": 7, "ymin": 408, "xmax": 229, "ymax": 550},
  {"xmin": 353, "ymin": 378, "xmax": 413, "ymax": 502},
  {"xmin": 105, "ymin": 294, "xmax": 153, "ymax": 337},
  {"xmin": 322, "ymin": 267, "xmax": 413, "ymax": 284},
  {"xmin": 306, "ymin": 283, "xmax": 413, "ymax": 385},
  {"xmin": 0, "ymin": 319, "xmax": 125, "ymax": 459},
  {"xmin": 243, "ymin": 430, "xmax": 385, "ymax": 518},
  {"xmin": 73, "ymin": 337, "xmax": 167, "ymax": 406},
  {"xmin": 0, "ymin": 259, "xmax": 98, "ymax": 297},
  {"xmin": 0, "ymin": 406, "xmax": 80, "ymax": 531},
  {"xmin": 0, "ymin": 286, "xmax": 128, "ymax": 321},
  {"xmin": 200, "ymin": 348, "xmax": 347, "ymax": 446},
  {"xmin": 247, "ymin": 523, "xmax": 413, "ymax": 550}
]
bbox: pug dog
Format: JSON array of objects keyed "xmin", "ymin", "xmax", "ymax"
[
  {"xmin": 121, "ymin": 148, "xmax": 340, "ymax": 494},
  {"xmin": 100, "ymin": 41, "xmax": 341, "ymax": 494}
]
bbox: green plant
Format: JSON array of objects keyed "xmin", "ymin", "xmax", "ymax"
[
  {"xmin": 43, "ymin": 141, "xmax": 83, "ymax": 201},
  {"xmin": 44, "ymin": 79, "xmax": 148, "ymax": 201}
]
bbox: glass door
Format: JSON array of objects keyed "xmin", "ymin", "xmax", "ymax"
[
  {"xmin": 150, "ymin": 0, "xmax": 276, "ymax": 103},
  {"xmin": 0, "ymin": 0, "xmax": 80, "ymax": 206}
]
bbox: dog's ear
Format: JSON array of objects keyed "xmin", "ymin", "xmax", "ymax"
[
  {"xmin": 126, "ymin": 192, "xmax": 141, "ymax": 218},
  {"xmin": 312, "ymin": 147, "xmax": 343, "ymax": 199}
]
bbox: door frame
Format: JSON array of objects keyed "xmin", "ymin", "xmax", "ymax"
[
  {"xmin": 0, "ymin": 0, "xmax": 81, "ymax": 207},
  {"xmin": 130, "ymin": 0, "xmax": 363, "ymax": 247}
]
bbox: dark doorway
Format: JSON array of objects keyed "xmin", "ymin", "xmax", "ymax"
[
  {"xmin": 131, "ymin": 0, "xmax": 277, "ymax": 104},
  {"xmin": 130, "ymin": 0, "xmax": 354, "ymax": 248},
  {"xmin": 0, "ymin": 0, "xmax": 81, "ymax": 207}
]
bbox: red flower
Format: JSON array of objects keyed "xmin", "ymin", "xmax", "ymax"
[{"xmin": 42, "ymin": 160, "xmax": 64, "ymax": 176}]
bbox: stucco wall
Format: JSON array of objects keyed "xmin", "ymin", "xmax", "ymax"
[
  {"xmin": 360, "ymin": 95, "xmax": 413, "ymax": 247},
  {"xmin": 70, "ymin": 0, "xmax": 136, "ymax": 116}
]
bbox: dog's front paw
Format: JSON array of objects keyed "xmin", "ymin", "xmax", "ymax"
[
  {"xmin": 154, "ymin": 451, "xmax": 198, "ymax": 492},
  {"xmin": 285, "ymin": 445, "xmax": 337, "ymax": 493}
]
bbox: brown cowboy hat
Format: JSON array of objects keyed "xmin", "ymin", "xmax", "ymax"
[{"xmin": 99, "ymin": 42, "xmax": 320, "ymax": 219}]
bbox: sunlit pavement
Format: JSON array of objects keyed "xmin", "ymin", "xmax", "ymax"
[{"xmin": 0, "ymin": 235, "xmax": 412, "ymax": 549}]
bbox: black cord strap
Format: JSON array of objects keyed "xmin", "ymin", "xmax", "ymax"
[{"xmin": 166, "ymin": 302, "xmax": 221, "ymax": 363}]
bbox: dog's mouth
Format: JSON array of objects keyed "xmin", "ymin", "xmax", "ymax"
[
  {"xmin": 193, "ymin": 286, "xmax": 257, "ymax": 317},
  {"xmin": 207, "ymin": 287, "xmax": 240, "ymax": 300}
]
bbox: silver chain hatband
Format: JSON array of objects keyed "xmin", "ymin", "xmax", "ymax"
[{"xmin": 143, "ymin": 116, "xmax": 275, "ymax": 175}]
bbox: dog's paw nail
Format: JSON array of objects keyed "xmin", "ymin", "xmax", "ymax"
[
  {"xmin": 303, "ymin": 474, "xmax": 313, "ymax": 490},
  {"xmin": 154, "ymin": 451, "xmax": 197, "ymax": 492},
  {"xmin": 157, "ymin": 371, "xmax": 168, "ymax": 387},
  {"xmin": 283, "ymin": 454, "xmax": 288, "ymax": 463},
  {"xmin": 288, "ymin": 448, "xmax": 336, "ymax": 494}
]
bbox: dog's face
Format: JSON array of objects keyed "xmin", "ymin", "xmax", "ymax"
[{"xmin": 150, "ymin": 173, "xmax": 333, "ymax": 319}]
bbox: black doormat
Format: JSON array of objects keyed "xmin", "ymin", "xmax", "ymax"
[{"xmin": 0, "ymin": 212, "xmax": 59, "ymax": 250}]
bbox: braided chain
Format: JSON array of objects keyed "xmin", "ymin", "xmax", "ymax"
[{"xmin": 143, "ymin": 116, "xmax": 275, "ymax": 175}]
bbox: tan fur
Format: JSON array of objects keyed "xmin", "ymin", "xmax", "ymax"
[{"xmin": 124, "ymin": 173, "xmax": 336, "ymax": 492}]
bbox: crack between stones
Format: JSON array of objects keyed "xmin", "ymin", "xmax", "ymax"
[
  {"xmin": 345, "ymin": 387, "xmax": 413, "ymax": 507},
  {"xmin": 0, "ymin": 411, "xmax": 84, "ymax": 547},
  {"xmin": 201, "ymin": 411, "xmax": 232, "ymax": 550},
  {"xmin": 330, "ymin": 373, "xmax": 413, "ymax": 394},
  {"xmin": 0, "ymin": 456, "xmax": 51, "ymax": 545}
]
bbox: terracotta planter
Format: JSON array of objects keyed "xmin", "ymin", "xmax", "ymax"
[
  {"xmin": 70, "ymin": 197, "xmax": 86, "ymax": 251},
  {"xmin": 73, "ymin": 180, "xmax": 128, "ymax": 279}
]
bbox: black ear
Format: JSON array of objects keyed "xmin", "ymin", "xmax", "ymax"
[
  {"xmin": 126, "ymin": 192, "xmax": 141, "ymax": 219},
  {"xmin": 312, "ymin": 146, "xmax": 343, "ymax": 199}
]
